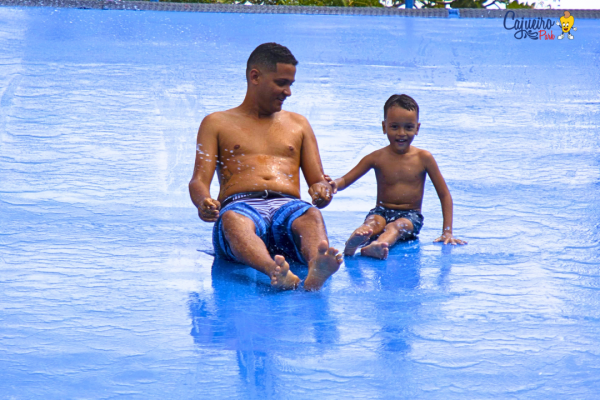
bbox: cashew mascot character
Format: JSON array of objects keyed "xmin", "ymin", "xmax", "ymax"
[{"xmin": 557, "ymin": 11, "xmax": 577, "ymax": 40}]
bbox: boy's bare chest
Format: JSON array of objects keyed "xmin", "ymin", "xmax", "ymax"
[{"xmin": 375, "ymin": 157, "xmax": 426, "ymax": 184}]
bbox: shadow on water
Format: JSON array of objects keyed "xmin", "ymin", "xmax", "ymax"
[
  {"xmin": 344, "ymin": 239, "xmax": 422, "ymax": 355},
  {"xmin": 187, "ymin": 258, "xmax": 340, "ymax": 397}
]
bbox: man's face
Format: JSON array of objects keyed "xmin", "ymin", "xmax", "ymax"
[
  {"xmin": 382, "ymin": 106, "xmax": 420, "ymax": 153},
  {"xmin": 255, "ymin": 63, "xmax": 296, "ymax": 114}
]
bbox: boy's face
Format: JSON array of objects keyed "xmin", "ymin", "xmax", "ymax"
[{"xmin": 382, "ymin": 106, "xmax": 420, "ymax": 153}]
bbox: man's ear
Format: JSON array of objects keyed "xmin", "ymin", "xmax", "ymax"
[
  {"xmin": 248, "ymin": 68, "xmax": 261, "ymax": 85},
  {"xmin": 382, "ymin": 120, "xmax": 386, "ymax": 134}
]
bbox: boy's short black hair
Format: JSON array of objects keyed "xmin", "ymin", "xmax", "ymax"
[
  {"xmin": 246, "ymin": 43, "xmax": 298, "ymax": 79},
  {"xmin": 384, "ymin": 94, "xmax": 419, "ymax": 120}
]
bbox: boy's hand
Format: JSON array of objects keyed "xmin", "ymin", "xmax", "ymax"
[
  {"xmin": 309, "ymin": 181, "xmax": 333, "ymax": 209},
  {"xmin": 434, "ymin": 232, "xmax": 467, "ymax": 245},
  {"xmin": 323, "ymin": 174, "xmax": 342, "ymax": 194},
  {"xmin": 323, "ymin": 174, "xmax": 336, "ymax": 193},
  {"xmin": 199, "ymin": 197, "xmax": 221, "ymax": 222}
]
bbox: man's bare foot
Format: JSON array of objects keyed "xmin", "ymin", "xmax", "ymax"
[
  {"xmin": 270, "ymin": 255, "xmax": 300, "ymax": 290},
  {"xmin": 304, "ymin": 241, "xmax": 343, "ymax": 291},
  {"xmin": 361, "ymin": 241, "xmax": 389, "ymax": 260},
  {"xmin": 344, "ymin": 226, "xmax": 373, "ymax": 256}
]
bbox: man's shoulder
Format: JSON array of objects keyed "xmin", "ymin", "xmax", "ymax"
[
  {"xmin": 279, "ymin": 110, "xmax": 309, "ymax": 125},
  {"xmin": 202, "ymin": 109, "xmax": 235, "ymax": 125},
  {"xmin": 200, "ymin": 109, "xmax": 243, "ymax": 136}
]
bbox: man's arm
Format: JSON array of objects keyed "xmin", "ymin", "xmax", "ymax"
[
  {"xmin": 423, "ymin": 151, "xmax": 467, "ymax": 245},
  {"xmin": 298, "ymin": 117, "xmax": 334, "ymax": 208},
  {"xmin": 189, "ymin": 114, "xmax": 221, "ymax": 222},
  {"xmin": 331, "ymin": 154, "xmax": 374, "ymax": 193}
]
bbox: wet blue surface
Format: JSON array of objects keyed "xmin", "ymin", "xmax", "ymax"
[{"xmin": 1, "ymin": 6, "xmax": 600, "ymax": 399}]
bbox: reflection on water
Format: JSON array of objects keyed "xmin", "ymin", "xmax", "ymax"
[
  {"xmin": 346, "ymin": 239, "xmax": 422, "ymax": 355},
  {"xmin": 188, "ymin": 258, "xmax": 340, "ymax": 396},
  {"xmin": 437, "ymin": 243, "xmax": 454, "ymax": 290}
]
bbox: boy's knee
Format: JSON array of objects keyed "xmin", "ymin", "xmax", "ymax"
[{"xmin": 389, "ymin": 219, "xmax": 412, "ymax": 233}]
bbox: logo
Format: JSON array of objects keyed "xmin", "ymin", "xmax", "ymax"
[
  {"xmin": 503, "ymin": 10, "xmax": 578, "ymax": 41},
  {"xmin": 557, "ymin": 11, "xmax": 577, "ymax": 40}
]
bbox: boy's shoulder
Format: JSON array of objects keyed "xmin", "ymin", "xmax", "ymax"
[
  {"xmin": 374, "ymin": 145, "xmax": 433, "ymax": 159},
  {"xmin": 411, "ymin": 146, "xmax": 433, "ymax": 158}
]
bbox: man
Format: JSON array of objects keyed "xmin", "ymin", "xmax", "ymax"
[{"xmin": 189, "ymin": 43, "xmax": 342, "ymax": 291}]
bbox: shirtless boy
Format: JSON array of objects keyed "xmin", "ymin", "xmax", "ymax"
[
  {"xmin": 189, "ymin": 43, "xmax": 342, "ymax": 290},
  {"xmin": 332, "ymin": 94, "xmax": 467, "ymax": 260}
]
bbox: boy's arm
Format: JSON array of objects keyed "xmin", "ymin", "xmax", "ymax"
[
  {"xmin": 423, "ymin": 152, "xmax": 467, "ymax": 245},
  {"xmin": 331, "ymin": 154, "xmax": 374, "ymax": 194},
  {"xmin": 299, "ymin": 117, "xmax": 334, "ymax": 208},
  {"xmin": 189, "ymin": 114, "xmax": 221, "ymax": 222}
]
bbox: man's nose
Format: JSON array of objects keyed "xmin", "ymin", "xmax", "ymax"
[{"xmin": 284, "ymin": 87, "xmax": 292, "ymax": 97}]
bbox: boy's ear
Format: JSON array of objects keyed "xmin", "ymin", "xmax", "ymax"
[
  {"xmin": 382, "ymin": 120, "xmax": 386, "ymax": 134},
  {"xmin": 416, "ymin": 122, "xmax": 421, "ymax": 135}
]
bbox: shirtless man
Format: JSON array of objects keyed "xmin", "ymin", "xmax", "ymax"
[{"xmin": 189, "ymin": 43, "xmax": 342, "ymax": 291}]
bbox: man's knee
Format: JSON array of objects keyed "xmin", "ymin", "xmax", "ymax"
[
  {"xmin": 291, "ymin": 207, "xmax": 324, "ymax": 231},
  {"xmin": 298, "ymin": 206, "xmax": 323, "ymax": 223},
  {"xmin": 221, "ymin": 210, "xmax": 255, "ymax": 233}
]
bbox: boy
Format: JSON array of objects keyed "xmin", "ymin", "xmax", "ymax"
[{"xmin": 331, "ymin": 94, "xmax": 466, "ymax": 260}]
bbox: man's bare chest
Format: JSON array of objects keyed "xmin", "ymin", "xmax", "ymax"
[{"xmin": 218, "ymin": 125, "xmax": 303, "ymax": 159}]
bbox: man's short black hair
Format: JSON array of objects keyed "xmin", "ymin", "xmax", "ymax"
[
  {"xmin": 246, "ymin": 43, "xmax": 298, "ymax": 79},
  {"xmin": 384, "ymin": 94, "xmax": 419, "ymax": 120}
]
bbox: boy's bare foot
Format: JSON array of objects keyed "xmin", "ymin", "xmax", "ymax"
[
  {"xmin": 304, "ymin": 241, "xmax": 343, "ymax": 291},
  {"xmin": 344, "ymin": 226, "xmax": 373, "ymax": 256},
  {"xmin": 361, "ymin": 241, "xmax": 389, "ymax": 260},
  {"xmin": 270, "ymin": 255, "xmax": 300, "ymax": 290}
]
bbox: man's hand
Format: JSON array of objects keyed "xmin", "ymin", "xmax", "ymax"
[
  {"xmin": 434, "ymin": 232, "xmax": 467, "ymax": 245},
  {"xmin": 198, "ymin": 198, "xmax": 221, "ymax": 222},
  {"xmin": 309, "ymin": 181, "xmax": 333, "ymax": 209}
]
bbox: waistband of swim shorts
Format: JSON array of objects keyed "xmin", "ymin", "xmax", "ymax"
[{"xmin": 220, "ymin": 190, "xmax": 299, "ymax": 209}]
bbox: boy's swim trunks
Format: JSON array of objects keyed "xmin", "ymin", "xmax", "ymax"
[
  {"xmin": 213, "ymin": 191, "xmax": 314, "ymax": 264},
  {"xmin": 366, "ymin": 206, "xmax": 424, "ymax": 236}
]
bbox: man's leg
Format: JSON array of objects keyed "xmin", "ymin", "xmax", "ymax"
[
  {"xmin": 221, "ymin": 210, "xmax": 300, "ymax": 289},
  {"xmin": 343, "ymin": 214, "xmax": 387, "ymax": 256},
  {"xmin": 361, "ymin": 218, "xmax": 414, "ymax": 260},
  {"xmin": 290, "ymin": 207, "xmax": 343, "ymax": 291}
]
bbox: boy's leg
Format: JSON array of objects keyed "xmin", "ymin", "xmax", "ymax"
[
  {"xmin": 361, "ymin": 218, "xmax": 414, "ymax": 260},
  {"xmin": 221, "ymin": 210, "xmax": 300, "ymax": 289},
  {"xmin": 344, "ymin": 214, "xmax": 387, "ymax": 256},
  {"xmin": 290, "ymin": 207, "xmax": 343, "ymax": 291}
]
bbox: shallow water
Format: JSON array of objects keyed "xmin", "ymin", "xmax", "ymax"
[{"xmin": 1, "ymin": 6, "xmax": 600, "ymax": 399}]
